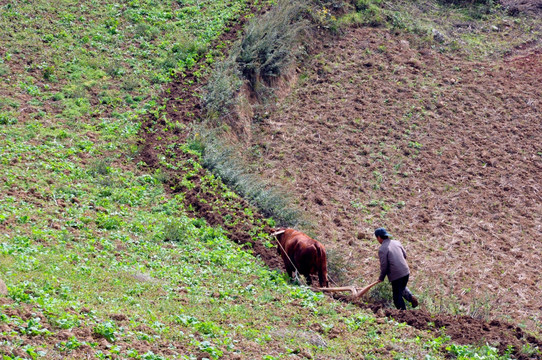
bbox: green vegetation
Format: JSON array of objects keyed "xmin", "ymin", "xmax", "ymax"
[{"xmin": 0, "ymin": 0, "xmax": 251, "ymax": 131}]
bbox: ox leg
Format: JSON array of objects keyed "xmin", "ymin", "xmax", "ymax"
[
  {"xmin": 303, "ymin": 272, "xmax": 312, "ymax": 286},
  {"xmin": 285, "ymin": 263, "xmax": 295, "ymax": 283},
  {"xmin": 318, "ymin": 271, "xmax": 328, "ymax": 288}
]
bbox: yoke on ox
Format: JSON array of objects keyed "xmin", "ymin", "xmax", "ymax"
[{"xmin": 271, "ymin": 228, "xmax": 329, "ymax": 288}]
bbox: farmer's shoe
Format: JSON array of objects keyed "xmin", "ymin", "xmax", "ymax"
[
  {"xmin": 402, "ymin": 287, "xmax": 418, "ymax": 308},
  {"xmin": 410, "ymin": 295, "xmax": 419, "ymax": 308}
]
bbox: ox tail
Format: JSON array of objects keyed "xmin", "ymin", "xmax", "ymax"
[{"xmin": 316, "ymin": 243, "xmax": 329, "ymax": 288}]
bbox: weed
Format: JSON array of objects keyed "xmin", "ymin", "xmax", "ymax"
[
  {"xmin": 368, "ymin": 281, "xmax": 393, "ymax": 306},
  {"xmin": 340, "ymin": 0, "xmax": 386, "ymax": 27},
  {"xmin": 0, "ymin": 63, "xmax": 11, "ymax": 76},
  {"xmin": 89, "ymin": 159, "xmax": 112, "ymax": 176},
  {"xmin": 163, "ymin": 218, "xmax": 191, "ymax": 242},
  {"xmin": 326, "ymin": 249, "xmax": 354, "ymax": 285}
]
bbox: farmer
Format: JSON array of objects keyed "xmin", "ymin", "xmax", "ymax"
[{"xmin": 374, "ymin": 228, "xmax": 418, "ymax": 310}]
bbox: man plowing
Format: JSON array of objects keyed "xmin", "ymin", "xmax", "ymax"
[{"xmin": 374, "ymin": 228, "xmax": 418, "ymax": 310}]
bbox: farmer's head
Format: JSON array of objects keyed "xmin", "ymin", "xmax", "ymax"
[{"xmin": 374, "ymin": 228, "xmax": 390, "ymax": 243}]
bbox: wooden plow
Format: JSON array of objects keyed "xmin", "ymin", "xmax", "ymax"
[{"xmin": 312, "ymin": 280, "xmax": 380, "ymax": 299}]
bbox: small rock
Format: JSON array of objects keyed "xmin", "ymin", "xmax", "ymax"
[
  {"xmin": 308, "ymin": 333, "xmax": 327, "ymax": 348},
  {"xmin": 432, "ymin": 29, "xmax": 445, "ymax": 43},
  {"xmin": 131, "ymin": 273, "xmax": 155, "ymax": 283},
  {"xmin": 491, "ymin": 25, "xmax": 499, "ymax": 31},
  {"xmin": 399, "ymin": 39, "xmax": 410, "ymax": 49},
  {"xmin": 0, "ymin": 278, "xmax": 7, "ymax": 296}
]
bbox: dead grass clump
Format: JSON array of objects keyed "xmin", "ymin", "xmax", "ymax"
[
  {"xmin": 204, "ymin": 0, "xmax": 310, "ymax": 123},
  {"xmin": 192, "ymin": 132, "xmax": 305, "ymax": 227},
  {"xmin": 203, "ymin": 58, "xmax": 243, "ymax": 122},
  {"xmin": 236, "ymin": 0, "xmax": 309, "ymax": 91}
]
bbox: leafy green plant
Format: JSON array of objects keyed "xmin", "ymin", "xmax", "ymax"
[
  {"xmin": 19, "ymin": 317, "xmax": 52, "ymax": 336},
  {"xmin": 0, "ymin": 112, "xmax": 17, "ymax": 125},
  {"xmin": 446, "ymin": 343, "xmax": 513, "ymax": 359},
  {"xmin": 93, "ymin": 321, "xmax": 118, "ymax": 342},
  {"xmin": 56, "ymin": 336, "xmax": 85, "ymax": 352},
  {"xmin": 367, "ymin": 281, "xmax": 393, "ymax": 306},
  {"xmin": 96, "ymin": 213, "xmax": 122, "ymax": 230}
]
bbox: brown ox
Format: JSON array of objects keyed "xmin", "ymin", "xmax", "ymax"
[{"xmin": 271, "ymin": 228, "xmax": 329, "ymax": 287}]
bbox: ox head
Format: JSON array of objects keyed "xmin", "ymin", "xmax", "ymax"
[{"xmin": 270, "ymin": 228, "xmax": 287, "ymax": 254}]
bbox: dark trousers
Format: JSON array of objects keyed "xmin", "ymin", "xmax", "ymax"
[{"xmin": 391, "ymin": 274, "xmax": 409, "ymax": 310}]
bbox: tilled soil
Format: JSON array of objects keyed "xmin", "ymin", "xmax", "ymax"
[
  {"xmin": 501, "ymin": 0, "xmax": 542, "ymax": 15},
  {"xmin": 247, "ymin": 25, "xmax": 542, "ymax": 330},
  {"xmin": 331, "ymin": 292, "xmax": 542, "ymax": 359}
]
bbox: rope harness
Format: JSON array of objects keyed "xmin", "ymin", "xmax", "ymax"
[{"xmin": 272, "ymin": 231, "xmax": 337, "ymax": 286}]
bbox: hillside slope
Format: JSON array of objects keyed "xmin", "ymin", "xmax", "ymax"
[{"xmin": 1, "ymin": 0, "xmax": 541, "ymax": 358}]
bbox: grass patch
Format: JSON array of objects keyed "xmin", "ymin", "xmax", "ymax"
[{"xmin": 189, "ymin": 132, "xmax": 306, "ymax": 227}]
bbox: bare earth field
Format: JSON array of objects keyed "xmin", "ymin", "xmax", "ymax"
[{"xmin": 244, "ymin": 26, "xmax": 542, "ymax": 332}]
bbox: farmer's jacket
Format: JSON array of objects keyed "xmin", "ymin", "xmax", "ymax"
[{"xmin": 378, "ymin": 239, "xmax": 410, "ymax": 282}]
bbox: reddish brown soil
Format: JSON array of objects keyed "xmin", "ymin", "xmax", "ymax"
[
  {"xmin": 383, "ymin": 308, "xmax": 542, "ymax": 355},
  {"xmin": 137, "ymin": 8, "xmax": 542, "ymax": 360},
  {"xmin": 329, "ymin": 292, "xmax": 542, "ymax": 358}
]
